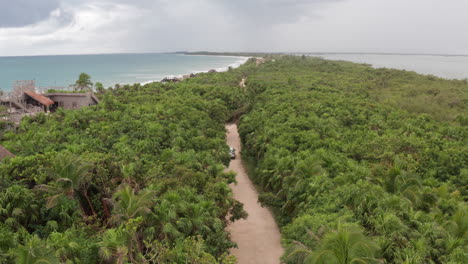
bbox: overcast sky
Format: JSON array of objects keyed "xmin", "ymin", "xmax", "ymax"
[{"xmin": 0, "ymin": 0, "xmax": 467, "ymax": 56}]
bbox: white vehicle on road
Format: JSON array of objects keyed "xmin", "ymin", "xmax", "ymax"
[{"xmin": 229, "ymin": 147, "xmax": 236, "ymax": 159}]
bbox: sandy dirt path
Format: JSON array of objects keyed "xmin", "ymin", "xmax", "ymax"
[{"xmin": 225, "ymin": 123, "xmax": 284, "ymax": 264}]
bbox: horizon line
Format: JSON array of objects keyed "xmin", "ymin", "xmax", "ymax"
[{"xmin": 1, "ymin": 51, "xmax": 468, "ymax": 58}]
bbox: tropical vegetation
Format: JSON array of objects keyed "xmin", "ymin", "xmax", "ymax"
[
  {"xmin": 74, "ymin": 73, "xmax": 93, "ymax": 92},
  {"xmin": 0, "ymin": 55, "xmax": 466, "ymax": 263},
  {"xmin": 236, "ymin": 56, "xmax": 467, "ymax": 263},
  {"xmin": 0, "ymin": 65, "xmax": 252, "ymax": 263}
]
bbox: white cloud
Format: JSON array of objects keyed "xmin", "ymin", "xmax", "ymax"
[
  {"xmin": 0, "ymin": 3, "xmax": 149, "ymax": 55},
  {"xmin": 0, "ymin": 0, "xmax": 467, "ymax": 56}
]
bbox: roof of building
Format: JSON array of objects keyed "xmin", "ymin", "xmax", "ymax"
[
  {"xmin": 45, "ymin": 92, "xmax": 89, "ymax": 97},
  {"xmin": 45, "ymin": 92, "xmax": 99, "ymax": 104},
  {"xmin": 90, "ymin": 93, "xmax": 100, "ymax": 103},
  {"xmin": 24, "ymin": 91, "xmax": 55, "ymax": 106},
  {"xmin": 0, "ymin": 145, "xmax": 15, "ymax": 160}
]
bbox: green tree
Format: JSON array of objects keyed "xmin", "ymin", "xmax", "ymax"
[
  {"xmin": 36, "ymin": 153, "xmax": 95, "ymax": 216},
  {"xmin": 98, "ymin": 227, "xmax": 129, "ymax": 264},
  {"xmin": 95, "ymin": 82, "xmax": 105, "ymax": 93},
  {"xmin": 384, "ymin": 168, "xmax": 423, "ymax": 207},
  {"xmin": 0, "ymin": 185, "xmax": 40, "ymax": 230},
  {"xmin": 444, "ymin": 204, "xmax": 467, "ymax": 239},
  {"xmin": 47, "ymin": 228, "xmax": 99, "ymax": 263},
  {"xmin": 110, "ymin": 185, "xmax": 154, "ymax": 225},
  {"xmin": 177, "ymin": 201, "xmax": 214, "ymax": 236},
  {"xmin": 284, "ymin": 224, "xmax": 380, "ymax": 264},
  {"xmin": 150, "ymin": 199, "xmax": 181, "ymax": 241},
  {"xmin": 11, "ymin": 235, "xmax": 59, "ymax": 264},
  {"xmin": 74, "ymin": 73, "xmax": 93, "ymax": 92}
]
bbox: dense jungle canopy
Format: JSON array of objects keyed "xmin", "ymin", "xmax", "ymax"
[{"xmin": 0, "ymin": 56, "xmax": 466, "ymax": 263}]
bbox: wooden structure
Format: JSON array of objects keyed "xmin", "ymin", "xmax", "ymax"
[
  {"xmin": 0, "ymin": 80, "xmax": 100, "ymax": 125},
  {"xmin": 12, "ymin": 80, "xmax": 35, "ymax": 99},
  {"xmin": 24, "ymin": 91, "xmax": 55, "ymax": 111},
  {"xmin": 0, "ymin": 80, "xmax": 44, "ymax": 113}
]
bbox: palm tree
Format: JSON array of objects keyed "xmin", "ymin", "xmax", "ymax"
[
  {"xmin": 150, "ymin": 199, "xmax": 181, "ymax": 241},
  {"xmin": 0, "ymin": 185, "xmax": 40, "ymax": 229},
  {"xmin": 284, "ymin": 224, "xmax": 381, "ymax": 264},
  {"xmin": 107, "ymin": 185, "xmax": 154, "ymax": 263},
  {"xmin": 283, "ymin": 226, "xmax": 327, "ymax": 264},
  {"xmin": 12, "ymin": 235, "xmax": 59, "ymax": 264},
  {"xmin": 95, "ymin": 82, "xmax": 105, "ymax": 93},
  {"xmin": 98, "ymin": 228, "xmax": 129, "ymax": 264},
  {"xmin": 177, "ymin": 201, "xmax": 213, "ymax": 236},
  {"xmin": 281, "ymin": 158, "xmax": 325, "ymax": 215},
  {"xmin": 74, "ymin": 73, "xmax": 93, "ymax": 92},
  {"xmin": 36, "ymin": 153, "xmax": 94, "ymax": 216},
  {"xmin": 385, "ymin": 168, "xmax": 422, "ymax": 207},
  {"xmin": 148, "ymin": 189, "xmax": 215, "ymax": 243},
  {"xmin": 120, "ymin": 163, "xmax": 139, "ymax": 189},
  {"xmin": 444, "ymin": 204, "xmax": 467, "ymax": 239},
  {"xmin": 310, "ymin": 224, "xmax": 380, "ymax": 264},
  {"xmin": 110, "ymin": 185, "xmax": 154, "ymax": 225}
]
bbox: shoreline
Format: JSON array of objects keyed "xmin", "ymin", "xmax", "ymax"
[
  {"xmin": 0, "ymin": 54, "xmax": 251, "ymax": 92},
  {"xmin": 139, "ymin": 55, "xmax": 250, "ymax": 86},
  {"xmin": 313, "ymin": 54, "xmax": 468, "ymax": 80}
]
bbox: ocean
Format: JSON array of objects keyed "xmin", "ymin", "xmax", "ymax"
[
  {"xmin": 2, "ymin": 53, "xmax": 468, "ymax": 93},
  {"xmin": 0, "ymin": 53, "xmax": 247, "ymax": 92},
  {"xmin": 310, "ymin": 53, "xmax": 468, "ymax": 80}
]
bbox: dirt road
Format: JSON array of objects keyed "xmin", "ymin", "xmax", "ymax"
[{"xmin": 225, "ymin": 123, "xmax": 284, "ymax": 264}]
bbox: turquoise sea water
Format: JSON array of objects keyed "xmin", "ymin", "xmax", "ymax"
[
  {"xmin": 0, "ymin": 53, "xmax": 247, "ymax": 92},
  {"xmin": 2, "ymin": 53, "xmax": 467, "ymax": 92},
  {"xmin": 310, "ymin": 53, "xmax": 468, "ymax": 80}
]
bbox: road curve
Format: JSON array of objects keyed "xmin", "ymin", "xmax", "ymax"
[{"xmin": 225, "ymin": 123, "xmax": 284, "ymax": 264}]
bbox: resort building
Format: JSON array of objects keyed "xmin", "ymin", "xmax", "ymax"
[
  {"xmin": 46, "ymin": 92, "xmax": 99, "ymax": 111},
  {"xmin": 23, "ymin": 91, "xmax": 55, "ymax": 112},
  {"xmin": 0, "ymin": 80, "xmax": 99, "ymax": 125},
  {"xmin": 1, "ymin": 91, "xmax": 99, "ymax": 112}
]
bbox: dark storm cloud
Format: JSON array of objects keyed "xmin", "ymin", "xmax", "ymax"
[
  {"xmin": 0, "ymin": 0, "xmax": 341, "ymax": 28},
  {"xmin": 111, "ymin": 0, "xmax": 345, "ymax": 25},
  {"xmin": 215, "ymin": 0, "xmax": 344, "ymax": 25},
  {"xmin": 0, "ymin": 0, "xmax": 61, "ymax": 27},
  {"xmin": 2, "ymin": 0, "xmax": 468, "ymax": 56}
]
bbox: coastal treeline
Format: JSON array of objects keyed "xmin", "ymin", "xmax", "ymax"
[
  {"xmin": 0, "ymin": 65, "xmax": 252, "ymax": 263},
  {"xmin": 237, "ymin": 56, "xmax": 467, "ymax": 263},
  {"xmin": 0, "ymin": 55, "xmax": 466, "ymax": 264}
]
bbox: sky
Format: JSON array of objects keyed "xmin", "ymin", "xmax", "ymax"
[{"xmin": 0, "ymin": 0, "xmax": 467, "ymax": 56}]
